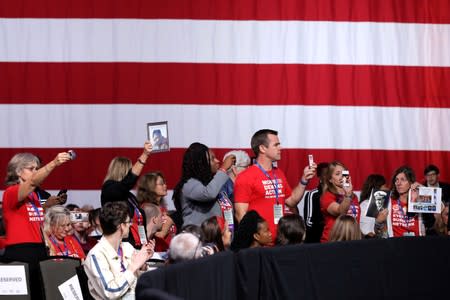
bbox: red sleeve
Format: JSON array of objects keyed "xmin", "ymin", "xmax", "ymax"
[
  {"xmin": 2, "ymin": 185, "xmax": 20, "ymax": 210},
  {"xmin": 234, "ymin": 172, "xmax": 252, "ymax": 204},
  {"xmin": 320, "ymin": 191, "xmax": 336, "ymax": 213}
]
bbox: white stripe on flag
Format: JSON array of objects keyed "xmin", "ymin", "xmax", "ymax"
[
  {"xmin": 0, "ymin": 19, "xmax": 449, "ymax": 66},
  {"xmin": 1, "ymin": 104, "xmax": 449, "ymax": 150}
]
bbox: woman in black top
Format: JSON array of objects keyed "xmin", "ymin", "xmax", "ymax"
[{"xmin": 101, "ymin": 141, "xmax": 152, "ymax": 248}]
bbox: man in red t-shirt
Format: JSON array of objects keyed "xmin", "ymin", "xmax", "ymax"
[{"xmin": 234, "ymin": 129, "xmax": 316, "ymax": 243}]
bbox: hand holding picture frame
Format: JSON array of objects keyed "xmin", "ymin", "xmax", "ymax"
[{"xmin": 147, "ymin": 121, "xmax": 170, "ymax": 153}]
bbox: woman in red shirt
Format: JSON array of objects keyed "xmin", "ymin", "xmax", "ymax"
[
  {"xmin": 2, "ymin": 152, "xmax": 72, "ymax": 299},
  {"xmin": 44, "ymin": 205, "xmax": 86, "ymax": 260},
  {"xmin": 320, "ymin": 161, "xmax": 360, "ymax": 242}
]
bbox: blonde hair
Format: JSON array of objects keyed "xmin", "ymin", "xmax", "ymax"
[
  {"xmin": 103, "ymin": 157, "xmax": 132, "ymax": 183},
  {"xmin": 4, "ymin": 153, "xmax": 40, "ymax": 186},
  {"xmin": 329, "ymin": 215, "xmax": 362, "ymax": 242},
  {"xmin": 44, "ymin": 205, "xmax": 70, "ymax": 235}
]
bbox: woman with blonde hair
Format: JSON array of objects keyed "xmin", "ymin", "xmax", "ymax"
[
  {"xmin": 101, "ymin": 141, "xmax": 153, "ymax": 248},
  {"xmin": 44, "ymin": 205, "xmax": 85, "ymax": 259},
  {"xmin": 320, "ymin": 161, "xmax": 360, "ymax": 242},
  {"xmin": 329, "ymin": 215, "xmax": 362, "ymax": 242}
]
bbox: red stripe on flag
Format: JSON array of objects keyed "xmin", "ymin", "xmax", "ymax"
[
  {"xmin": 1, "ymin": 148, "xmax": 448, "ymax": 191},
  {"xmin": 1, "ymin": 63, "xmax": 449, "ymax": 107},
  {"xmin": 0, "ymin": 0, "xmax": 449, "ymax": 23}
]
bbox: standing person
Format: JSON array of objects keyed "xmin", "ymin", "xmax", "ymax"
[
  {"xmin": 101, "ymin": 141, "xmax": 152, "ymax": 248},
  {"xmin": 2, "ymin": 152, "xmax": 72, "ymax": 299},
  {"xmin": 358, "ymin": 174, "xmax": 389, "ymax": 238},
  {"xmin": 172, "ymin": 142, "xmax": 235, "ymax": 227},
  {"xmin": 137, "ymin": 172, "xmax": 176, "ymax": 251},
  {"xmin": 83, "ymin": 202, "xmax": 154, "ymax": 300},
  {"xmin": 234, "ymin": 129, "xmax": 316, "ymax": 242},
  {"xmin": 376, "ymin": 166, "xmax": 425, "ymax": 237},
  {"xmin": 303, "ymin": 162, "xmax": 328, "ymax": 243},
  {"xmin": 320, "ymin": 161, "xmax": 360, "ymax": 243}
]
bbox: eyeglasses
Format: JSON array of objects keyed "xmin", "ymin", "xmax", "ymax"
[{"xmin": 24, "ymin": 166, "xmax": 38, "ymax": 171}]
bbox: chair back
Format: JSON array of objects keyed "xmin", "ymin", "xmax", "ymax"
[
  {"xmin": 39, "ymin": 257, "xmax": 81, "ymax": 300},
  {"xmin": 0, "ymin": 261, "xmax": 30, "ymax": 300}
]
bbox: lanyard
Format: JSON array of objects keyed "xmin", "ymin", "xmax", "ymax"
[
  {"xmin": 128, "ymin": 197, "xmax": 142, "ymax": 225},
  {"xmin": 349, "ymin": 199, "xmax": 357, "ymax": 218},
  {"xmin": 49, "ymin": 235, "xmax": 69, "ymax": 256},
  {"xmin": 396, "ymin": 199, "xmax": 410, "ymax": 231},
  {"xmin": 256, "ymin": 163, "xmax": 279, "ymax": 205},
  {"xmin": 117, "ymin": 246, "xmax": 126, "ymax": 272}
]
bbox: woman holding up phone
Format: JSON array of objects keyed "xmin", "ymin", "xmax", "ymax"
[
  {"xmin": 320, "ymin": 161, "xmax": 360, "ymax": 242},
  {"xmin": 2, "ymin": 151, "xmax": 72, "ymax": 299}
]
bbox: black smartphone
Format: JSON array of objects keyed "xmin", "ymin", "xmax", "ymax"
[{"xmin": 57, "ymin": 189, "xmax": 68, "ymax": 196}]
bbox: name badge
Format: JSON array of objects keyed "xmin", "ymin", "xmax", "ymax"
[
  {"xmin": 403, "ymin": 232, "xmax": 415, "ymax": 237},
  {"xmin": 223, "ymin": 209, "xmax": 234, "ymax": 226},
  {"xmin": 273, "ymin": 204, "xmax": 283, "ymax": 225},
  {"xmin": 138, "ymin": 225, "xmax": 148, "ymax": 245}
]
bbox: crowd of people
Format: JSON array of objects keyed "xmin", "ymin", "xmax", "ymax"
[{"xmin": 1, "ymin": 129, "xmax": 449, "ymax": 299}]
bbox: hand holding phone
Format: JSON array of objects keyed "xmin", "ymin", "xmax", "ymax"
[{"xmin": 342, "ymin": 170, "xmax": 350, "ymax": 187}]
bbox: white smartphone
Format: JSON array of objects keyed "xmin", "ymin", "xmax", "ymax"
[
  {"xmin": 342, "ymin": 170, "xmax": 350, "ymax": 187},
  {"xmin": 308, "ymin": 154, "xmax": 314, "ymax": 167}
]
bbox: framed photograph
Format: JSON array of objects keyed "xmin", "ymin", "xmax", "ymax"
[
  {"xmin": 408, "ymin": 187, "xmax": 441, "ymax": 214},
  {"xmin": 365, "ymin": 189, "xmax": 390, "ymax": 218},
  {"xmin": 147, "ymin": 121, "xmax": 170, "ymax": 153}
]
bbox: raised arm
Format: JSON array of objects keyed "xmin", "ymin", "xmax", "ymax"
[
  {"xmin": 285, "ymin": 164, "xmax": 317, "ymax": 208},
  {"xmin": 18, "ymin": 152, "xmax": 71, "ymax": 203}
]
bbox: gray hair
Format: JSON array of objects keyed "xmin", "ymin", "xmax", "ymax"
[
  {"xmin": 4, "ymin": 153, "xmax": 40, "ymax": 186},
  {"xmin": 44, "ymin": 205, "xmax": 70, "ymax": 235},
  {"xmin": 168, "ymin": 232, "xmax": 203, "ymax": 263},
  {"xmin": 223, "ymin": 150, "xmax": 251, "ymax": 170}
]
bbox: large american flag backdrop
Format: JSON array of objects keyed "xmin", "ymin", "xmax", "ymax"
[{"xmin": 1, "ymin": 1, "xmax": 449, "ymax": 208}]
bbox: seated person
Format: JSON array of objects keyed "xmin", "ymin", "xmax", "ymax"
[
  {"xmin": 142, "ymin": 203, "xmax": 166, "ymax": 255},
  {"xmin": 83, "ymin": 202, "xmax": 154, "ymax": 300},
  {"xmin": 201, "ymin": 216, "xmax": 232, "ymax": 252},
  {"xmin": 275, "ymin": 214, "xmax": 306, "ymax": 246},
  {"xmin": 70, "ymin": 209, "xmax": 98, "ymax": 254},
  {"xmin": 44, "ymin": 205, "xmax": 85, "ymax": 259},
  {"xmin": 230, "ymin": 210, "xmax": 272, "ymax": 252},
  {"xmin": 329, "ymin": 215, "xmax": 362, "ymax": 242},
  {"xmin": 167, "ymin": 232, "xmax": 203, "ymax": 264}
]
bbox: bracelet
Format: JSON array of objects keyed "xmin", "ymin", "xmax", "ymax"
[
  {"xmin": 300, "ymin": 178, "xmax": 309, "ymax": 186},
  {"xmin": 137, "ymin": 158, "xmax": 146, "ymax": 165}
]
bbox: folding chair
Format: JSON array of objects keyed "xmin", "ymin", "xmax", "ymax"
[{"xmin": 39, "ymin": 257, "xmax": 81, "ymax": 300}]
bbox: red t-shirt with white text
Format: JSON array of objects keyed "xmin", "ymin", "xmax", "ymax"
[
  {"xmin": 2, "ymin": 184, "xmax": 44, "ymax": 246},
  {"xmin": 320, "ymin": 191, "xmax": 360, "ymax": 242},
  {"xmin": 234, "ymin": 165, "xmax": 292, "ymax": 242},
  {"xmin": 390, "ymin": 198, "xmax": 419, "ymax": 237}
]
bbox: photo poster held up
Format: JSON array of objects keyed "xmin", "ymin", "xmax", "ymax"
[
  {"xmin": 365, "ymin": 189, "xmax": 390, "ymax": 218},
  {"xmin": 408, "ymin": 187, "xmax": 442, "ymax": 214}
]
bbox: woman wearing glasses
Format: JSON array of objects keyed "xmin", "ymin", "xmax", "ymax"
[
  {"xmin": 2, "ymin": 151, "xmax": 72, "ymax": 299},
  {"xmin": 44, "ymin": 205, "xmax": 85, "ymax": 259},
  {"xmin": 84, "ymin": 202, "xmax": 154, "ymax": 300},
  {"xmin": 137, "ymin": 172, "xmax": 176, "ymax": 251}
]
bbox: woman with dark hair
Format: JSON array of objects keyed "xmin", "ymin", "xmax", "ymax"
[
  {"xmin": 359, "ymin": 174, "xmax": 389, "ymax": 238},
  {"xmin": 101, "ymin": 141, "xmax": 152, "ymax": 248},
  {"xmin": 201, "ymin": 216, "xmax": 232, "ymax": 251},
  {"xmin": 137, "ymin": 172, "xmax": 176, "ymax": 251},
  {"xmin": 173, "ymin": 142, "xmax": 235, "ymax": 227},
  {"xmin": 275, "ymin": 214, "xmax": 306, "ymax": 246},
  {"xmin": 2, "ymin": 151, "xmax": 72, "ymax": 299},
  {"xmin": 230, "ymin": 210, "xmax": 272, "ymax": 252},
  {"xmin": 320, "ymin": 161, "xmax": 360, "ymax": 242},
  {"xmin": 376, "ymin": 166, "xmax": 425, "ymax": 237}
]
